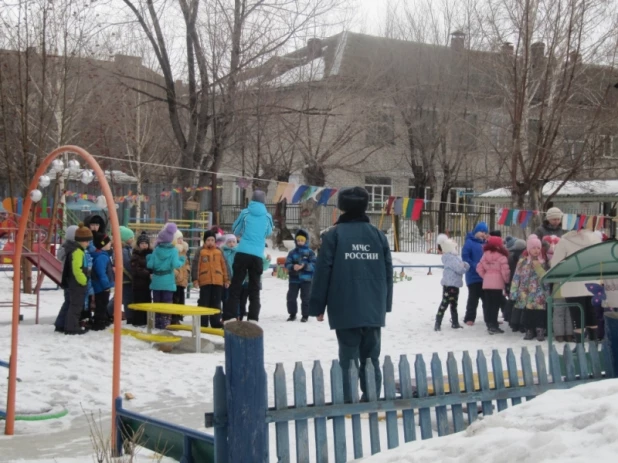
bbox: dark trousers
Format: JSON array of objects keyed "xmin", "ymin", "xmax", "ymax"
[
  {"xmin": 524, "ymin": 309, "xmax": 547, "ymax": 331},
  {"xmin": 199, "ymin": 285, "xmax": 224, "ymax": 328},
  {"xmin": 131, "ymin": 288, "xmax": 151, "ymax": 326},
  {"xmin": 224, "ymin": 252, "xmax": 263, "ymax": 322},
  {"xmin": 93, "ymin": 291, "xmax": 111, "ymax": 329},
  {"xmin": 464, "ymin": 282, "xmax": 484, "ymax": 323},
  {"xmin": 336, "ymin": 327, "xmax": 382, "ymax": 403},
  {"xmin": 172, "ymin": 286, "xmax": 186, "ymax": 324},
  {"xmin": 122, "ymin": 284, "xmax": 134, "ymax": 324},
  {"xmin": 55, "ymin": 288, "xmax": 70, "ymax": 330},
  {"xmin": 566, "ymin": 296, "xmax": 596, "ymax": 329},
  {"xmin": 239, "ymin": 287, "xmax": 250, "ymax": 320},
  {"xmin": 153, "ymin": 290, "xmax": 173, "ymax": 329},
  {"xmin": 436, "ymin": 286, "xmax": 460, "ymax": 322},
  {"xmin": 483, "ymin": 289, "xmax": 502, "ymax": 328},
  {"xmin": 287, "ymin": 281, "xmax": 311, "ymax": 318},
  {"xmin": 66, "ymin": 284, "xmax": 88, "ymax": 334}
]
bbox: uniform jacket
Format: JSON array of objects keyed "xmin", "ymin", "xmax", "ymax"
[
  {"xmin": 477, "ymin": 249, "xmax": 510, "ymax": 290},
  {"xmin": 174, "ymin": 242, "xmax": 191, "ymax": 287},
  {"xmin": 131, "ymin": 248, "xmax": 152, "ymax": 293},
  {"xmin": 232, "ymin": 201, "xmax": 274, "ymax": 258},
  {"xmin": 191, "ymin": 245, "xmax": 229, "ymax": 287},
  {"xmin": 551, "ymin": 230, "xmax": 602, "ymax": 297},
  {"xmin": 146, "ymin": 243, "xmax": 185, "ymax": 292},
  {"xmin": 91, "ymin": 250, "xmax": 115, "ymax": 294},
  {"xmin": 462, "ymin": 232, "xmax": 486, "ymax": 285},
  {"xmin": 440, "ymin": 253, "xmax": 469, "ymax": 288},
  {"xmin": 308, "ymin": 216, "xmax": 393, "ymax": 330}
]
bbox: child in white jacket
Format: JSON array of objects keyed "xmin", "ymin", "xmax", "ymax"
[{"xmin": 435, "ymin": 238, "xmax": 469, "ymax": 331}]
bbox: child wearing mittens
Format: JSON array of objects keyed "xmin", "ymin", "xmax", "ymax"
[
  {"xmin": 147, "ymin": 223, "xmax": 186, "ymax": 329},
  {"xmin": 434, "ymin": 238, "xmax": 469, "ymax": 331}
]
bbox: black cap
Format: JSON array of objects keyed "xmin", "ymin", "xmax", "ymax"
[
  {"xmin": 337, "ymin": 187, "xmax": 369, "ymax": 214},
  {"xmin": 93, "ymin": 232, "xmax": 111, "ymax": 250},
  {"xmin": 489, "ymin": 230, "xmax": 502, "ymax": 237},
  {"xmin": 203, "ymin": 230, "xmax": 217, "ymax": 242}
]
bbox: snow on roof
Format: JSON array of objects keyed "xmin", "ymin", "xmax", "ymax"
[
  {"xmin": 268, "ymin": 57, "xmax": 325, "ymax": 87},
  {"xmin": 476, "ymin": 180, "xmax": 618, "ymax": 202}
]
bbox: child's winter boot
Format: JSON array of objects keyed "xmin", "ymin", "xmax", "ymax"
[
  {"xmin": 535, "ymin": 328, "xmax": 545, "ymax": 342},
  {"xmin": 587, "ymin": 327, "xmax": 598, "ymax": 342},
  {"xmin": 450, "ymin": 311, "xmax": 463, "ymax": 329},
  {"xmin": 523, "ymin": 329, "xmax": 535, "ymax": 340},
  {"xmin": 434, "ymin": 316, "xmax": 442, "ymax": 331}
]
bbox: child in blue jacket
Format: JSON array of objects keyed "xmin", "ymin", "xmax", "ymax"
[
  {"xmin": 285, "ymin": 230, "xmax": 316, "ymax": 322},
  {"xmin": 91, "ymin": 233, "xmax": 115, "ymax": 330}
]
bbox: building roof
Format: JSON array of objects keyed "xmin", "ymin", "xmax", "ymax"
[{"xmin": 475, "ymin": 180, "xmax": 618, "ymax": 203}]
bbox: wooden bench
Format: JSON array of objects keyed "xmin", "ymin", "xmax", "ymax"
[
  {"xmin": 111, "ymin": 328, "xmax": 182, "ymax": 344},
  {"xmin": 166, "ymin": 324, "xmax": 224, "ymax": 338}
]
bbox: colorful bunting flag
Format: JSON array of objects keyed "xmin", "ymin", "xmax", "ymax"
[
  {"xmin": 291, "ymin": 185, "xmax": 309, "ymax": 204},
  {"xmin": 393, "ymin": 197, "xmax": 403, "ymax": 216},
  {"xmin": 272, "ymin": 183, "xmax": 287, "ymax": 203},
  {"xmin": 402, "ymin": 198, "xmax": 410, "ymax": 218},
  {"xmin": 385, "ymin": 196, "xmax": 396, "ymax": 215},
  {"xmin": 411, "ymin": 199, "xmax": 424, "ymax": 221},
  {"xmin": 577, "ymin": 214, "xmax": 587, "ymax": 231},
  {"xmin": 497, "ymin": 208, "xmax": 509, "ymax": 225}
]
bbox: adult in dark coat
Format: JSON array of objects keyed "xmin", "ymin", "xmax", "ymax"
[
  {"xmin": 309, "ymin": 187, "xmax": 393, "ymax": 402},
  {"xmin": 533, "ymin": 207, "xmax": 565, "ymax": 240},
  {"xmin": 130, "ymin": 232, "xmax": 152, "ymax": 326},
  {"xmin": 84, "ymin": 214, "xmax": 107, "ymax": 233}
]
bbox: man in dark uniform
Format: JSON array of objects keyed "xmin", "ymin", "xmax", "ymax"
[{"xmin": 309, "ymin": 187, "xmax": 393, "ymax": 402}]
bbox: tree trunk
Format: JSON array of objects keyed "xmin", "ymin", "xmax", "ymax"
[{"xmin": 301, "ymin": 165, "xmax": 326, "ymax": 250}]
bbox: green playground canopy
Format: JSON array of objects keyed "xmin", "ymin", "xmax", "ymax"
[{"xmin": 541, "ymin": 240, "xmax": 618, "ymax": 286}]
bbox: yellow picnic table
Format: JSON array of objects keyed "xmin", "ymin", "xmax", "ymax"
[{"xmin": 129, "ymin": 303, "xmax": 220, "ymax": 353}]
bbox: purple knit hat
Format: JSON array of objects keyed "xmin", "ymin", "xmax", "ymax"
[{"xmin": 156, "ymin": 222, "xmax": 178, "ymax": 245}]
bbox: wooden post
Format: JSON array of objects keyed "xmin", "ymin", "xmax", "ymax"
[
  {"xmin": 604, "ymin": 312, "xmax": 618, "ymax": 378},
  {"xmin": 224, "ymin": 321, "xmax": 267, "ymax": 462}
]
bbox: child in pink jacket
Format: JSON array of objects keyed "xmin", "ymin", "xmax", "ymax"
[{"xmin": 477, "ymin": 236, "xmax": 510, "ymax": 335}]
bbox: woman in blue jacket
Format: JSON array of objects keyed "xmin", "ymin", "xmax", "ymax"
[{"xmin": 462, "ymin": 222, "xmax": 488, "ymax": 325}]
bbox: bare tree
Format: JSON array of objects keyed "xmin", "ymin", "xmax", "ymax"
[{"xmin": 479, "ymin": 0, "xmax": 618, "ymax": 211}]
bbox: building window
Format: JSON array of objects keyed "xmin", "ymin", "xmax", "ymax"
[
  {"xmin": 365, "ymin": 177, "xmax": 392, "ymax": 212},
  {"xmin": 366, "ymin": 110, "xmax": 395, "ymax": 146},
  {"xmin": 601, "ymin": 135, "xmax": 618, "ymax": 159},
  {"xmin": 233, "ymin": 183, "xmax": 243, "ymax": 206},
  {"xmin": 563, "ymin": 138, "xmax": 586, "ymax": 162},
  {"xmin": 449, "ymin": 187, "xmax": 474, "ymax": 213},
  {"xmin": 408, "ymin": 179, "xmax": 431, "ymax": 200}
]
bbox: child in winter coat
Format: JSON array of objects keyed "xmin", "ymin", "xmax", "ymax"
[
  {"xmin": 476, "ymin": 236, "xmax": 510, "ymax": 335},
  {"xmin": 91, "ymin": 233, "xmax": 115, "ymax": 330},
  {"xmin": 221, "ymin": 234, "xmax": 238, "ymax": 315},
  {"xmin": 506, "ymin": 239, "xmax": 527, "ymax": 332},
  {"xmin": 130, "ymin": 232, "xmax": 152, "ymax": 327},
  {"xmin": 510, "ymin": 235, "xmax": 549, "ymax": 341},
  {"xmin": 285, "ymin": 230, "xmax": 316, "ymax": 322},
  {"xmin": 60, "ymin": 223, "xmax": 93, "ymax": 335},
  {"xmin": 434, "ymin": 238, "xmax": 469, "ymax": 331},
  {"xmin": 171, "ymin": 230, "xmax": 191, "ymax": 324},
  {"xmin": 462, "ymin": 222, "xmax": 489, "ymax": 325},
  {"xmin": 147, "ymin": 223, "xmax": 186, "ymax": 329},
  {"xmin": 119, "ymin": 226, "xmax": 135, "ymax": 323},
  {"xmin": 54, "ymin": 225, "xmax": 79, "ymax": 332},
  {"xmin": 192, "ymin": 230, "xmax": 229, "ymax": 328}
]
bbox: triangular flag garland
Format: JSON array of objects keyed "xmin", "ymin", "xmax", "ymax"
[{"xmin": 495, "ymin": 208, "xmax": 612, "ymax": 231}]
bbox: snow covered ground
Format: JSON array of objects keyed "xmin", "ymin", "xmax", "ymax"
[
  {"xmin": 365, "ymin": 378, "xmax": 618, "ymax": 463},
  {"xmin": 0, "ymin": 251, "xmax": 613, "ymax": 461}
]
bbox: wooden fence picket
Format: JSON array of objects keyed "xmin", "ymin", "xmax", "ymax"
[
  {"xmin": 575, "ymin": 344, "xmax": 589, "ymax": 379},
  {"xmin": 589, "ymin": 342, "xmax": 602, "ymax": 379},
  {"xmin": 476, "ymin": 350, "xmax": 493, "ymax": 416},
  {"xmin": 491, "ymin": 350, "xmax": 508, "ymax": 412},
  {"xmin": 312, "ymin": 361, "xmax": 328, "ymax": 463},
  {"xmin": 364, "ymin": 361, "xmax": 381, "ymax": 455},
  {"xmin": 506, "ymin": 349, "xmax": 522, "ymax": 406},
  {"xmin": 382, "ymin": 356, "xmax": 399, "ymax": 449},
  {"xmin": 293, "ymin": 362, "xmax": 310, "ymax": 463},
  {"xmin": 521, "ymin": 348, "xmax": 535, "ymax": 401},
  {"xmin": 563, "ymin": 345, "xmax": 576, "ymax": 382},
  {"xmin": 446, "ymin": 352, "xmax": 465, "ymax": 432},
  {"xmin": 398, "ymin": 355, "xmax": 417, "ymax": 443},
  {"xmin": 415, "ymin": 354, "xmax": 433, "ymax": 439},
  {"xmin": 549, "ymin": 345, "xmax": 563, "ymax": 385},
  {"xmin": 274, "ymin": 363, "xmax": 290, "ymax": 462},
  {"xmin": 430, "ymin": 353, "xmax": 449, "ymax": 436},
  {"xmin": 461, "ymin": 351, "xmax": 478, "ymax": 425},
  {"xmin": 534, "ymin": 346, "xmax": 549, "ymax": 387},
  {"xmin": 348, "ymin": 362, "xmax": 363, "ymax": 460},
  {"xmin": 330, "ymin": 360, "xmax": 347, "ymax": 463}
]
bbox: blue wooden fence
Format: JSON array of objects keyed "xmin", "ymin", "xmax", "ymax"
[{"xmin": 210, "ymin": 325, "xmax": 615, "ymax": 462}]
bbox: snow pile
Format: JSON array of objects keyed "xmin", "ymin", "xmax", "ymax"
[{"xmin": 365, "ymin": 379, "xmax": 618, "ymax": 462}]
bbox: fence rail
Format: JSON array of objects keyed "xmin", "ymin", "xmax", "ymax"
[{"xmin": 209, "ymin": 325, "xmax": 614, "ymax": 463}]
